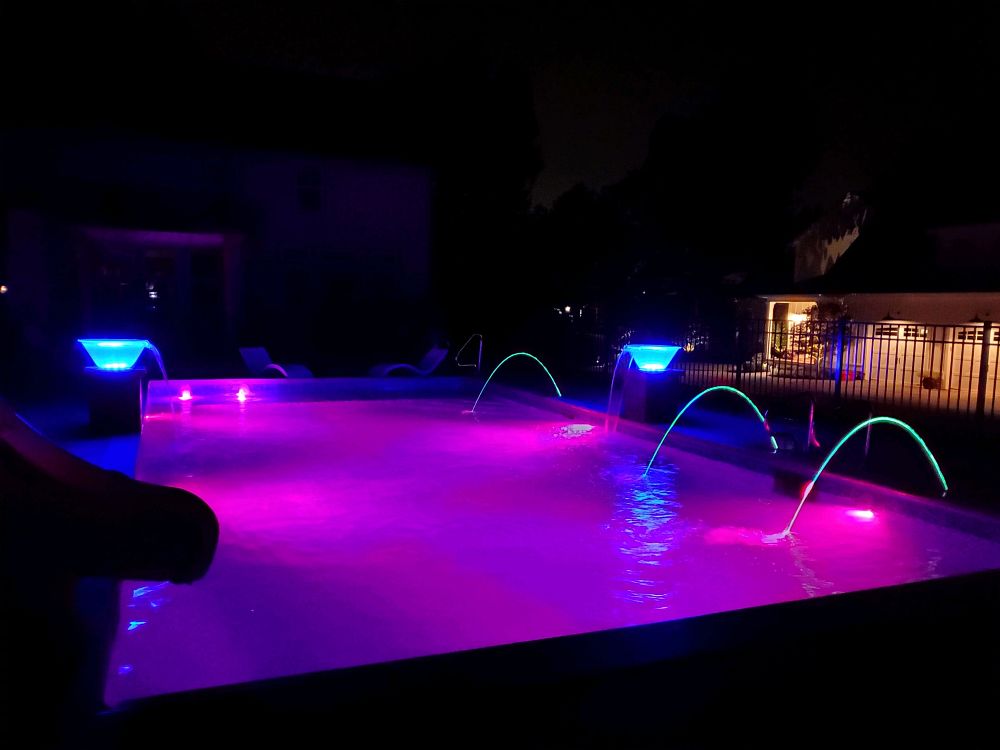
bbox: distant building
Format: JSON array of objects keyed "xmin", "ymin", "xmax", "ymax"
[
  {"xmin": 761, "ymin": 214, "xmax": 1000, "ymax": 323},
  {"xmin": 2, "ymin": 130, "xmax": 433, "ymax": 372},
  {"xmin": 0, "ymin": 65, "xmax": 539, "ymax": 378},
  {"xmin": 742, "ymin": 213, "xmax": 1000, "ymax": 412}
]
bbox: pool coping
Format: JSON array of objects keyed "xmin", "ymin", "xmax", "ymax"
[
  {"xmin": 97, "ymin": 566, "xmax": 1000, "ymax": 743},
  {"xmin": 145, "ymin": 375, "xmax": 481, "ymax": 412}
]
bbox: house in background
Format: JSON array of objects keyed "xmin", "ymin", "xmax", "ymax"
[
  {"xmin": 766, "ymin": 212, "xmax": 1000, "ymax": 323},
  {"xmin": 2, "ymin": 131, "xmax": 433, "ymax": 374},
  {"xmin": 732, "ymin": 204, "xmax": 1000, "ymax": 415},
  {"xmin": 0, "ymin": 61, "xmax": 540, "ymax": 383}
]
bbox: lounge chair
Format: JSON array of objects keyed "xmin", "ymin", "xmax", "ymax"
[
  {"xmin": 240, "ymin": 347, "xmax": 313, "ymax": 378},
  {"xmin": 369, "ymin": 344, "xmax": 449, "ymax": 377}
]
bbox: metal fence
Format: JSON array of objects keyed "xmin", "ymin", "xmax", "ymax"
[{"xmin": 673, "ymin": 318, "xmax": 999, "ymax": 419}]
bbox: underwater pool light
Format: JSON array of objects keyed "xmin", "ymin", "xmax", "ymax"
[
  {"xmin": 78, "ymin": 339, "xmax": 152, "ymax": 371},
  {"xmin": 623, "ymin": 344, "xmax": 681, "ymax": 372},
  {"xmin": 846, "ymin": 509, "xmax": 876, "ymax": 521},
  {"xmin": 778, "ymin": 417, "xmax": 948, "ymax": 538}
]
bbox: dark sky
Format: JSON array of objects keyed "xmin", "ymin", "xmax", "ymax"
[
  {"xmin": 6, "ymin": 2, "xmax": 1000, "ymax": 209},
  {"xmin": 149, "ymin": 2, "xmax": 734, "ymax": 204}
]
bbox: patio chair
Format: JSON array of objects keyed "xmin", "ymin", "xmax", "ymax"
[
  {"xmin": 240, "ymin": 347, "xmax": 313, "ymax": 378},
  {"xmin": 369, "ymin": 344, "xmax": 450, "ymax": 377}
]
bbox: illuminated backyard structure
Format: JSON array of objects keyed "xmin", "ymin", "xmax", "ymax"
[
  {"xmin": 78, "ymin": 339, "xmax": 163, "ymax": 433},
  {"xmin": 607, "ymin": 344, "xmax": 683, "ymax": 422},
  {"xmin": 620, "ymin": 344, "xmax": 683, "ymax": 373}
]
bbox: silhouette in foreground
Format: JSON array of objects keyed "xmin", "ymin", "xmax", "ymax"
[{"xmin": 0, "ymin": 400, "xmax": 218, "ymax": 747}]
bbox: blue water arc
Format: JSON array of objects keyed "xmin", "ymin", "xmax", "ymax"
[
  {"xmin": 642, "ymin": 386, "xmax": 778, "ymax": 477},
  {"xmin": 471, "ymin": 352, "xmax": 563, "ymax": 413},
  {"xmin": 779, "ymin": 416, "xmax": 948, "ymax": 537}
]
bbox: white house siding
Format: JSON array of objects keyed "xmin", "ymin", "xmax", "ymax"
[
  {"xmin": 842, "ymin": 292, "xmax": 1000, "ymax": 325},
  {"xmin": 755, "ymin": 293, "xmax": 999, "ymax": 415}
]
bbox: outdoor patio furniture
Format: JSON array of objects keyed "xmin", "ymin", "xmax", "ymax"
[
  {"xmin": 240, "ymin": 347, "xmax": 313, "ymax": 378},
  {"xmin": 369, "ymin": 344, "xmax": 449, "ymax": 377}
]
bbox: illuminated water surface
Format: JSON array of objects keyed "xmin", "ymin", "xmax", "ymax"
[{"xmin": 106, "ymin": 396, "xmax": 1000, "ymax": 704}]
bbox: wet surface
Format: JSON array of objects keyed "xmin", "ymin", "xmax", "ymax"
[{"xmin": 106, "ymin": 396, "xmax": 1000, "ymax": 704}]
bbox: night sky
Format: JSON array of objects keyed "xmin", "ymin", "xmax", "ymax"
[
  {"xmin": 6, "ymin": 0, "xmax": 1000, "ymax": 314},
  {"xmin": 5, "ymin": 2, "xmax": 997, "ymax": 213}
]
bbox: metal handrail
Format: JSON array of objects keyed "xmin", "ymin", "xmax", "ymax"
[{"xmin": 455, "ymin": 334, "xmax": 484, "ymax": 371}]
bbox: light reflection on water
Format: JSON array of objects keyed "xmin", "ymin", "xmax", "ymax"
[
  {"xmin": 786, "ymin": 534, "xmax": 835, "ymax": 598},
  {"xmin": 605, "ymin": 462, "xmax": 683, "ymax": 609},
  {"xmin": 557, "ymin": 423, "xmax": 595, "ymax": 439},
  {"xmin": 111, "ymin": 398, "xmax": 1000, "ymax": 705}
]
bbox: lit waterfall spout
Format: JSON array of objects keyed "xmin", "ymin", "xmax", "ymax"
[
  {"xmin": 774, "ymin": 416, "xmax": 949, "ymax": 539},
  {"xmin": 470, "ymin": 353, "xmax": 563, "ymax": 413},
  {"xmin": 146, "ymin": 342, "xmax": 169, "ymax": 381},
  {"xmin": 605, "ymin": 349, "xmax": 630, "ymax": 430},
  {"xmin": 642, "ymin": 386, "xmax": 778, "ymax": 477},
  {"xmin": 78, "ymin": 338, "xmax": 168, "ymax": 380},
  {"xmin": 606, "ymin": 344, "xmax": 682, "ymax": 430}
]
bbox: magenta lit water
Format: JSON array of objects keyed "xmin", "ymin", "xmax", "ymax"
[{"xmin": 106, "ymin": 396, "xmax": 1000, "ymax": 704}]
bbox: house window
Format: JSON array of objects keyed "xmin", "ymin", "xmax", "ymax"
[
  {"xmin": 875, "ymin": 325, "xmax": 898, "ymax": 337},
  {"xmin": 902, "ymin": 326, "xmax": 926, "ymax": 338}
]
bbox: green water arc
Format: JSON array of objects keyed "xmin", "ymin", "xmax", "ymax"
[
  {"xmin": 642, "ymin": 386, "xmax": 778, "ymax": 477},
  {"xmin": 780, "ymin": 416, "xmax": 949, "ymax": 537},
  {"xmin": 471, "ymin": 352, "xmax": 563, "ymax": 413}
]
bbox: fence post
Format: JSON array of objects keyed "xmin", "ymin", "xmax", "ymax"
[
  {"xmin": 734, "ymin": 321, "xmax": 743, "ymax": 389},
  {"xmin": 834, "ymin": 318, "xmax": 847, "ymax": 401},
  {"xmin": 976, "ymin": 320, "xmax": 993, "ymax": 422}
]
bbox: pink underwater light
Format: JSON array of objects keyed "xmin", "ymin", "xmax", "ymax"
[{"xmin": 846, "ymin": 509, "xmax": 876, "ymax": 521}]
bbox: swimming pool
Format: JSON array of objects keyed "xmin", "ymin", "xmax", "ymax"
[{"xmin": 104, "ymin": 377, "xmax": 1000, "ymax": 709}]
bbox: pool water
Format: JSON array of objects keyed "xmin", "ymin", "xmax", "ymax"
[{"xmin": 105, "ymin": 395, "xmax": 1000, "ymax": 704}]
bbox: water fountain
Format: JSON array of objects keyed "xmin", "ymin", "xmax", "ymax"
[
  {"xmin": 771, "ymin": 416, "xmax": 949, "ymax": 540},
  {"xmin": 606, "ymin": 344, "xmax": 682, "ymax": 428},
  {"xmin": 470, "ymin": 352, "xmax": 562, "ymax": 413},
  {"xmin": 78, "ymin": 338, "xmax": 168, "ymax": 379},
  {"xmin": 78, "ymin": 338, "xmax": 169, "ymax": 432},
  {"xmin": 642, "ymin": 386, "xmax": 778, "ymax": 477}
]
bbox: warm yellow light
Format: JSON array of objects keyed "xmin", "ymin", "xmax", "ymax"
[{"xmin": 0, "ymin": 284, "xmax": 8, "ymax": 294}]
